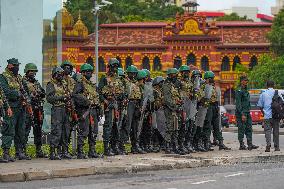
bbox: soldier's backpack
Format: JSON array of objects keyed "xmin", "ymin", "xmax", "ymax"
[{"xmin": 271, "ymin": 90, "xmax": 284, "ymax": 120}]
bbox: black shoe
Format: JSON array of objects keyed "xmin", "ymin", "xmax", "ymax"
[
  {"xmin": 16, "ymin": 149, "xmax": 31, "ymax": 160},
  {"xmin": 88, "ymin": 146, "xmax": 99, "ymax": 158},
  {"xmin": 152, "ymin": 145, "xmax": 160, "ymax": 153},
  {"xmin": 204, "ymin": 141, "xmax": 214, "ymax": 152},
  {"xmin": 36, "ymin": 146, "xmax": 48, "ymax": 158},
  {"xmin": 118, "ymin": 143, "xmax": 128, "ymax": 155},
  {"xmin": 49, "ymin": 147, "xmax": 61, "ymax": 160},
  {"xmin": 219, "ymin": 141, "xmax": 231, "ymax": 150},
  {"xmin": 248, "ymin": 144, "xmax": 259, "ymax": 151},
  {"xmin": 104, "ymin": 143, "xmax": 115, "ymax": 156},
  {"xmin": 275, "ymin": 147, "xmax": 280, "ymax": 151},
  {"xmin": 196, "ymin": 140, "xmax": 206, "ymax": 152},
  {"xmin": 265, "ymin": 145, "xmax": 271, "ymax": 152},
  {"xmin": 77, "ymin": 152, "xmax": 88, "ymax": 159},
  {"xmin": 165, "ymin": 142, "xmax": 174, "ymax": 154},
  {"xmin": 3, "ymin": 149, "xmax": 14, "ymax": 162},
  {"xmin": 239, "ymin": 142, "xmax": 247, "ymax": 150}
]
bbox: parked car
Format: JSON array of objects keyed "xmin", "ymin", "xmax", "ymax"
[{"xmin": 250, "ymin": 109, "xmax": 264, "ymax": 125}]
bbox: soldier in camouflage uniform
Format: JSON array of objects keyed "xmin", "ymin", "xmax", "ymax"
[
  {"xmin": 23, "ymin": 63, "xmax": 47, "ymax": 158},
  {"xmin": 46, "ymin": 67, "xmax": 72, "ymax": 160},
  {"xmin": 0, "ymin": 58, "xmax": 32, "ymax": 161},
  {"xmin": 0, "ymin": 77, "xmax": 12, "ymax": 163},
  {"xmin": 152, "ymin": 76, "xmax": 165, "ymax": 152},
  {"xmin": 202, "ymin": 71, "xmax": 231, "ymax": 151},
  {"xmin": 73, "ymin": 63, "xmax": 100, "ymax": 159},
  {"xmin": 98, "ymin": 58, "xmax": 125, "ymax": 156},
  {"xmin": 162, "ymin": 68, "xmax": 184, "ymax": 155},
  {"xmin": 178, "ymin": 65, "xmax": 193, "ymax": 154},
  {"xmin": 61, "ymin": 61, "xmax": 76, "ymax": 157},
  {"xmin": 139, "ymin": 69, "xmax": 154, "ymax": 153}
]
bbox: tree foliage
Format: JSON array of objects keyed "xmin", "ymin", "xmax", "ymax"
[
  {"xmin": 248, "ymin": 54, "xmax": 284, "ymax": 88},
  {"xmin": 217, "ymin": 13, "xmax": 252, "ymax": 21},
  {"xmin": 267, "ymin": 9, "xmax": 284, "ymax": 56},
  {"xmin": 64, "ymin": 0, "xmax": 184, "ymax": 33}
]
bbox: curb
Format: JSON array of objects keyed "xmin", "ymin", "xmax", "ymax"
[{"xmin": 1, "ymin": 154, "xmax": 284, "ymax": 182}]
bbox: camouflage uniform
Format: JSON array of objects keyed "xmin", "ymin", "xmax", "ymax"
[
  {"xmin": 73, "ymin": 73, "xmax": 100, "ymax": 159},
  {"xmin": 0, "ymin": 87, "xmax": 9, "ymax": 163}
]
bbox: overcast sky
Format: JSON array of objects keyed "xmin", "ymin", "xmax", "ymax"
[{"xmin": 43, "ymin": 0, "xmax": 276, "ymax": 19}]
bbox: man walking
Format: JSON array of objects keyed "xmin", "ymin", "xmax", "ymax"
[{"xmin": 258, "ymin": 80, "xmax": 280, "ymax": 152}]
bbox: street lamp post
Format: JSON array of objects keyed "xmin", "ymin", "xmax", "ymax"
[{"xmin": 94, "ymin": 0, "xmax": 112, "ymax": 85}]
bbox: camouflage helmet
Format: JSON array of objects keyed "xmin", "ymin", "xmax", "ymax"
[
  {"xmin": 191, "ymin": 69, "xmax": 202, "ymax": 77},
  {"xmin": 152, "ymin": 76, "xmax": 164, "ymax": 86},
  {"xmin": 167, "ymin": 68, "xmax": 178, "ymax": 75},
  {"xmin": 108, "ymin": 58, "xmax": 120, "ymax": 67},
  {"xmin": 126, "ymin": 65, "xmax": 138, "ymax": 73},
  {"xmin": 60, "ymin": 60, "xmax": 73, "ymax": 68},
  {"xmin": 204, "ymin": 71, "xmax": 215, "ymax": 79},
  {"xmin": 52, "ymin": 66, "xmax": 64, "ymax": 76},
  {"xmin": 118, "ymin": 68, "xmax": 125, "ymax": 76},
  {"xmin": 179, "ymin": 65, "xmax": 190, "ymax": 72},
  {"xmin": 24, "ymin": 63, "xmax": 38, "ymax": 73},
  {"xmin": 7, "ymin": 58, "xmax": 21, "ymax": 65},
  {"xmin": 137, "ymin": 70, "xmax": 147, "ymax": 80},
  {"xmin": 80, "ymin": 63, "xmax": 93, "ymax": 73},
  {"xmin": 142, "ymin": 69, "xmax": 151, "ymax": 77}
]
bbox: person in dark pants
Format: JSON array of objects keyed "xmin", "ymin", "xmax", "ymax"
[
  {"xmin": 73, "ymin": 63, "xmax": 100, "ymax": 159},
  {"xmin": 46, "ymin": 67, "xmax": 72, "ymax": 160},
  {"xmin": 22, "ymin": 63, "xmax": 47, "ymax": 158},
  {"xmin": 235, "ymin": 75, "xmax": 259, "ymax": 151},
  {"xmin": 98, "ymin": 58, "xmax": 125, "ymax": 156},
  {"xmin": 258, "ymin": 80, "xmax": 280, "ymax": 152},
  {"xmin": 0, "ymin": 58, "xmax": 31, "ymax": 161}
]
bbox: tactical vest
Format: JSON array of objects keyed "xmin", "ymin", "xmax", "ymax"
[
  {"xmin": 153, "ymin": 87, "xmax": 164, "ymax": 109},
  {"xmin": 170, "ymin": 83, "xmax": 181, "ymax": 103},
  {"xmin": 101, "ymin": 75, "xmax": 124, "ymax": 98},
  {"xmin": 64, "ymin": 75, "xmax": 75, "ymax": 93},
  {"xmin": 180, "ymin": 79, "xmax": 193, "ymax": 98},
  {"xmin": 0, "ymin": 90, "xmax": 3, "ymax": 106},
  {"xmin": 82, "ymin": 77, "xmax": 100, "ymax": 106},
  {"xmin": 128, "ymin": 80, "xmax": 142, "ymax": 100},
  {"xmin": 50, "ymin": 79, "xmax": 66, "ymax": 106},
  {"xmin": 24, "ymin": 77, "xmax": 40, "ymax": 96},
  {"xmin": 2, "ymin": 69, "xmax": 21, "ymax": 91},
  {"xmin": 210, "ymin": 86, "xmax": 217, "ymax": 103}
]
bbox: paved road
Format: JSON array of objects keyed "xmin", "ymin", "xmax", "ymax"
[{"xmin": 1, "ymin": 162, "xmax": 284, "ymax": 189}]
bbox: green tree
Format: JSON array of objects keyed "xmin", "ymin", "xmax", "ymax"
[
  {"xmin": 248, "ymin": 54, "xmax": 284, "ymax": 88},
  {"xmin": 217, "ymin": 13, "xmax": 252, "ymax": 21},
  {"xmin": 267, "ymin": 9, "xmax": 284, "ymax": 56}
]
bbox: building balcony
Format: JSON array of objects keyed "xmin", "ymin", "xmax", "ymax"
[{"xmin": 219, "ymin": 71, "xmax": 241, "ymax": 82}]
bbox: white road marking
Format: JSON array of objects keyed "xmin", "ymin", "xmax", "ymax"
[
  {"xmin": 191, "ymin": 180, "xmax": 216, "ymax": 185},
  {"xmin": 224, "ymin": 173, "xmax": 245, "ymax": 178}
]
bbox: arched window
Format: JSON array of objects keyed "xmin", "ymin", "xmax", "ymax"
[
  {"xmin": 86, "ymin": 56, "xmax": 94, "ymax": 68},
  {"xmin": 201, "ymin": 56, "xmax": 209, "ymax": 71},
  {"xmin": 174, "ymin": 56, "xmax": 182, "ymax": 69},
  {"xmin": 221, "ymin": 56, "xmax": 230, "ymax": 71},
  {"xmin": 125, "ymin": 56, "xmax": 133, "ymax": 69},
  {"xmin": 224, "ymin": 88, "xmax": 235, "ymax": 105},
  {"xmin": 98, "ymin": 56, "xmax": 106, "ymax": 72},
  {"xmin": 153, "ymin": 56, "xmax": 162, "ymax": 71},
  {"xmin": 232, "ymin": 56, "xmax": 241, "ymax": 71},
  {"xmin": 142, "ymin": 56, "xmax": 150, "ymax": 70},
  {"xmin": 116, "ymin": 56, "xmax": 122, "ymax": 68},
  {"xmin": 186, "ymin": 53, "xmax": 196, "ymax": 66},
  {"xmin": 249, "ymin": 56, "xmax": 258, "ymax": 70}
]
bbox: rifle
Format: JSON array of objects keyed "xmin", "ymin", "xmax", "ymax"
[
  {"xmin": 62, "ymin": 83, "xmax": 78, "ymax": 125},
  {"xmin": 137, "ymin": 95, "xmax": 150, "ymax": 138}
]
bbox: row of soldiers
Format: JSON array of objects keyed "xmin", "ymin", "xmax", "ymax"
[{"xmin": 0, "ymin": 57, "xmax": 233, "ymax": 163}]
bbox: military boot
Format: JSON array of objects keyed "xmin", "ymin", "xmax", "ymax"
[
  {"xmin": 239, "ymin": 141, "xmax": 247, "ymax": 150},
  {"xmin": 77, "ymin": 145, "xmax": 87, "ymax": 159},
  {"xmin": 104, "ymin": 142, "xmax": 114, "ymax": 156},
  {"xmin": 2, "ymin": 149, "xmax": 14, "ymax": 162},
  {"xmin": 152, "ymin": 144, "xmax": 160, "ymax": 153},
  {"xmin": 275, "ymin": 145, "xmax": 280, "ymax": 152},
  {"xmin": 88, "ymin": 144, "xmax": 99, "ymax": 158},
  {"xmin": 188, "ymin": 140, "xmax": 196, "ymax": 153},
  {"xmin": 219, "ymin": 141, "xmax": 231, "ymax": 150},
  {"xmin": 247, "ymin": 140, "xmax": 259, "ymax": 151},
  {"xmin": 204, "ymin": 140, "xmax": 214, "ymax": 152},
  {"xmin": 16, "ymin": 147, "xmax": 31, "ymax": 160},
  {"xmin": 165, "ymin": 142, "xmax": 174, "ymax": 154},
  {"xmin": 111, "ymin": 143, "xmax": 120, "ymax": 155},
  {"xmin": 49, "ymin": 146, "xmax": 61, "ymax": 160},
  {"xmin": 196, "ymin": 139, "xmax": 206, "ymax": 152},
  {"xmin": 265, "ymin": 145, "xmax": 271, "ymax": 152},
  {"xmin": 61, "ymin": 146, "xmax": 72, "ymax": 159},
  {"xmin": 131, "ymin": 143, "xmax": 146, "ymax": 154},
  {"xmin": 118, "ymin": 142, "xmax": 128, "ymax": 155},
  {"xmin": 36, "ymin": 145, "xmax": 48, "ymax": 158}
]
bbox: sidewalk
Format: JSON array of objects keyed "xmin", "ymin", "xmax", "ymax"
[{"xmin": 1, "ymin": 141, "xmax": 284, "ymax": 182}]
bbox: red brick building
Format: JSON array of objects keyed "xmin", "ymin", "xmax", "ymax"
[{"xmin": 43, "ymin": 9, "xmax": 271, "ymax": 104}]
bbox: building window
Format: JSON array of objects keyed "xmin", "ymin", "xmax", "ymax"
[
  {"xmin": 232, "ymin": 56, "xmax": 241, "ymax": 71},
  {"xmin": 186, "ymin": 53, "xmax": 196, "ymax": 66},
  {"xmin": 249, "ymin": 56, "xmax": 258, "ymax": 70},
  {"xmin": 116, "ymin": 56, "xmax": 122, "ymax": 68},
  {"xmin": 86, "ymin": 56, "xmax": 94, "ymax": 68},
  {"xmin": 223, "ymin": 88, "xmax": 235, "ymax": 105},
  {"xmin": 153, "ymin": 56, "xmax": 162, "ymax": 71},
  {"xmin": 98, "ymin": 56, "xmax": 106, "ymax": 72},
  {"xmin": 201, "ymin": 56, "xmax": 209, "ymax": 71},
  {"xmin": 174, "ymin": 56, "xmax": 182, "ymax": 68},
  {"xmin": 142, "ymin": 56, "xmax": 150, "ymax": 70},
  {"xmin": 221, "ymin": 56, "xmax": 230, "ymax": 71},
  {"xmin": 125, "ymin": 56, "xmax": 133, "ymax": 69}
]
